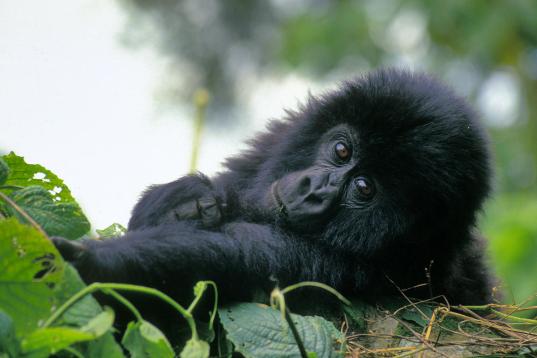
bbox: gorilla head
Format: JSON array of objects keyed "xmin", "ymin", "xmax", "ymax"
[{"xmin": 228, "ymin": 69, "xmax": 491, "ymax": 257}]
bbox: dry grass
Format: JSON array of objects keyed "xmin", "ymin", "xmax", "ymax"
[{"xmin": 343, "ymin": 292, "xmax": 537, "ymax": 357}]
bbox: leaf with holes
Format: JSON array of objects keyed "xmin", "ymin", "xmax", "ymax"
[
  {"xmin": 0, "ymin": 218, "xmax": 64, "ymax": 336},
  {"xmin": 2, "ymin": 152, "xmax": 77, "ymax": 203},
  {"xmin": 219, "ymin": 303, "xmax": 345, "ymax": 358},
  {"xmin": 9, "ymin": 186, "xmax": 90, "ymax": 239}
]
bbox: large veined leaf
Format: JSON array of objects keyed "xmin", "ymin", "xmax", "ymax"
[
  {"xmin": 1, "ymin": 152, "xmax": 90, "ymax": 239},
  {"xmin": 219, "ymin": 303, "xmax": 345, "ymax": 358},
  {"xmin": 122, "ymin": 320, "xmax": 175, "ymax": 358},
  {"xmin": 21, "ymin": 308, "xmax": 115, "ymax": 358},
  {"xmin": 0, "ymin": 219, "xmax": 64, "ymax": 336},
  {"xmin": 2, "ymin": 152, "xmax": 77, "ymax": 203},
  {"xmin": 0, "ymin": 157, "xmax": 9, "ymax": 185},
  {"xmin": 9, "ymin": 186, "xmax": 90, "ymax": 239},
  {"xmin": 0, "ymin": 309, "xmax": 19, "ymax": 357}
]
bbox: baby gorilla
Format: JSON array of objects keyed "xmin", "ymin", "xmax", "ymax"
[{"xmin": 54, "ymin": 69, "xmax": 495, "ymax": 316}]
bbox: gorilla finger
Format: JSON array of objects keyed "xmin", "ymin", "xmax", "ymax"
[
  {"xmin": 197, "ymin": 196, "xmax": 222, "ymax": 227},
  {"xmin": 51, "ymin": 237, "xmax": 86, "ymax": 262}
]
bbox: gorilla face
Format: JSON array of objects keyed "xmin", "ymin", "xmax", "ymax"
[
  {"xmin": 263, "ymin": 119, "xmax": 408, "ymax": 257},
  {"xmin": 267, "ymin": 124, "xmax": 376, "ymax": 230}
]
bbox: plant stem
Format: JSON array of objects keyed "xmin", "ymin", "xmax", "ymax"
[
  {"xmin": 187, "ymin": 281, "xmax": 218, "ymax": 330},
  {"xmin": 280, "ymin": 281, "xmax": 351, "ymax": 305},
  {"xmin": 102, "ymin": 288, "xmax": 143, "ymax": 322},
  {"xmin": 491, "ymin": 309, "xmax": 537, "ymax": 324},
  {"xmin": 187, "ymin": 284, "xmax": 206, "ymax": 314},
  {"xmin": 284, "ymin": 307, "xmax": 308, "ymax": 358},
  {"xmin": 43, "ymin": 282, "xmax": 199, "ymax": 339},
  {"xmin": 189, "ymin": 89, "xmax": 209, "ymax": 173},
  {"xmin": 0, "ymin": 191, "xmax": 47, "ymax": 237},
  {"xmin": 271, "ymin": 288, "xmax": 308, "ymax": 358},
  {"xmin": 206, "ymin": 281, "xmax": 218, "ymax": 330}
]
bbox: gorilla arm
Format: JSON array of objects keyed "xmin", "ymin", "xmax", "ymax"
[{"xmin": 53, "ymin": 222, "xmax": 355, "ymax": 304}]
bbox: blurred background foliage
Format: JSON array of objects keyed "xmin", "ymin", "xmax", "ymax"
[{"xmin": 118, "ymin": 0, "xmax": 536, "ymax": 306}]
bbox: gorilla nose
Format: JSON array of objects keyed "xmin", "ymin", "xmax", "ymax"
[
  {"xmin": 297, "ymin": 173, "xmax": 336, "ymax": 198},
  {"xmin": 281, "ymin": 170, "xmax": 339, "ymax": 217}
]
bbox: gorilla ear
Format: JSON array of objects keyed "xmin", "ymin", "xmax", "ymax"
[{"xmin": 52, "ymin": 237, "xmax": 86, "ymax": 262}]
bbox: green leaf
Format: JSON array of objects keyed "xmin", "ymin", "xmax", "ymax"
[
  {"xmin": 378, "ymin": 297, "xmax": 434, "ymax": 328},
  {"xmin": 86, "ymin": 333, "xmax": 125, "ymax": 358},
  {"xmin": 96, "ymin": 223, "xmax": 127, "ymax": 239},
  {"xmin": 79, "ymin": 308, "xmax": 115, "ymax": 337},
  {"xmin": 0, "ymin": 158, "xmax": 9, "ymax": 186},
  {"xmin": 2, "ymin": 152, "xmax": 77, "ymax": 203},
  {"xmin": 21, "ymin": 308, "xmax": 114, "ymax": 357},
  {"xmin": 219, "ymin": 303, "xmax": 345, "ymax": 358},
  {"xmin": 179, "ymin": 338, "xmax": 210, "ymax": 358},
  {"xmin": 399, "ymin": 305, "xmax": 434, "ymax": 328},
  {"xmin": 9, "ymin": 186, "xmax": 90, "ymax": 239},
  {"xmin": 0, "ymin": 218, "xmax": 64, "ymax": 336},
  {"xmin": 122, "ymin": 320, "xmax": 174, "ymax": 358},
  {"xmin": 0, "ymin": 310, "xmax": 20, "ymax": 357},
  {"xmin": 21, "ymin": 327, "xmax": 94, "ymax": 358},
  {"xmin": 342, "ymin": 299, "xmax": 376, "ymax": 331}
]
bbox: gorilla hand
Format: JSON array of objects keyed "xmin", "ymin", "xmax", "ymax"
[{"xmin": 127, "ymin": 173, "xmax": 226, "ymax": 230}]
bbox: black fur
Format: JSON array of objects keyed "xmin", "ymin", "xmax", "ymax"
[{"xmin": 55, "ymin": 69, "xmax": 495, "ymax": 322}]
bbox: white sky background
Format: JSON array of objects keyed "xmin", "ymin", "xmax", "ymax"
[
  {"xmin": 0, "ymin": 0, "xmax": 317, "ymax": 229},
  {"xmin": 0, "ymin": 1, "xmax": 518, "ymax": 230}
]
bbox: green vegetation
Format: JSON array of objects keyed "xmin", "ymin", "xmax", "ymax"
[{"xmin": 1, "ymin": 153, "xmax": 537, "ymax": 357}]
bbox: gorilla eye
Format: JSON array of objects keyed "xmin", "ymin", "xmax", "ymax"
[
  {"xmin": 356, "ymin": 177, "xmax": 374, "ymax": 198},
  {"xmin": 335, "ymin": 142, "xmax": 350, "ymax": 161}
]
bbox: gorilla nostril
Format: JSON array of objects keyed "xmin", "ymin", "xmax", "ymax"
[
  {"xmin": 297, "ymin": 176, "xmax": 311, "ymax": 196},
  {"xmin": 305, "ymin": 194, "xmax": 323, "ymax": 205}
]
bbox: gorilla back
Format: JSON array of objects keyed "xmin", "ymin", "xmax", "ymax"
[{"xmin": 54, "ymin": 69, "xmax": 495, "ymax": 316}]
